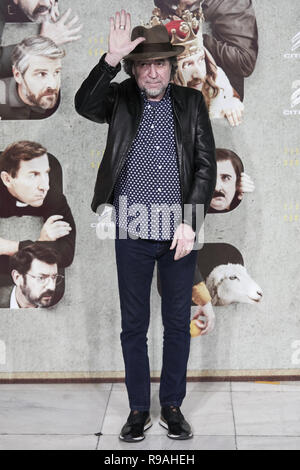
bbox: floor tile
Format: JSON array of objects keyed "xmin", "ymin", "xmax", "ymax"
[
  {"xmin": 0, "ymin": 434, "xmax": 98, "ymax": 450},
  {"xmin": 231, "ymin": 381, "xmax": 300, "ymax": 392},
  {"xmin": 0, "ymin": 384, "xmax": 110, "ymax": 434},
  {"xmin": 237, "ymin": 436, "xmax": 300, "ymax": 450},
  {"xmin": 102, "ymin": 390, "xmax": 234, "ymax": 436},
  {"xmin": 232, "ymin": 391, "xmax": 300, "ymax": 436},
  {"xmin": 186, "ymin": 382, "xmax": 230, "ymax": 392},
  {"xmin": 98, "ymin": 435, "xmax": 236, "ymax": 451}
]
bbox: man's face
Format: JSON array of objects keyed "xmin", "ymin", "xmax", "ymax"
[
  {"xmin": 19, "ymin": 259, "xmax": 58, "ymax": 308},
  {"xmin": 13, "ymin": 0, "xmax": 55, "ymax": 23},
  {"xmin": 178, "ymin": 50, "xmax": 206, "ymax": 90},
  {"xmin": 133, "ymin": 58, "xmax": 172, "ymax": 100},
  {"xmin": 14, "ymin": 55, "xmax": 61, "ymax": 110},
  {"xmin": 210, "ymin": 160, "xmax": 238, "ymax": 211},
  {"xmin": 2, "ymin": 154, "xmax": 50, "ymax": 207}
]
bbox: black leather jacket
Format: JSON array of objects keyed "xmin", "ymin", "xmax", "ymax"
[{"xmin": 75, "ymin": 54, "xmax": 216, "ymax": 233}]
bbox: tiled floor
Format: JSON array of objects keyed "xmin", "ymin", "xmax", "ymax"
[{"xmin": 0, "ymin": 381, "xmax": 300, "ymax": 450}]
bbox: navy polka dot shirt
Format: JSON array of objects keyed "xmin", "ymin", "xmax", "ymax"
[{"xmin": 113, "ymin": 84, "xmax": 182, "ymax": 240}]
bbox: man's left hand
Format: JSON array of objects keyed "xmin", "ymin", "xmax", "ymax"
[{"xmin": 170, "ymin": 223, "xmax": 195, "ymax": 260}]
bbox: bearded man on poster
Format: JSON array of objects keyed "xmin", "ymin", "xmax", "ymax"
[{"xmin": 75, "ymin": 9, "xmax": 216, "ymax": 443}]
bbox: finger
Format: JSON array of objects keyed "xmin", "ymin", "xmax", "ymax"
[
  {"xmin": 110, "ymin": 17, "xmax": 115, "ymax": 32},
  {"xmin": 47, "ymin": 215, "xmax": 64, "ymax": 223},
  {"xmin": 226, "ymin": 112, "xmax": 235, "ymax": 127},
  {"xmin": 67, "ymin": 25, "xmax": 83, "ymax": 34},
  {"xmin": 67, "ymin": 14, "xmax": 80, "ymax": 28},
  {"xmin": 174, "ymin": 244, "xmax": 183, "ymax": 260},
  {"xmin": 170, "ymin": 236, "xmax": 177, "ymax": 250},
  {"xmin": 62, "ymin": 35, "xmax": 82, "ymax": 43},
  {"xmin": 52, "ymin": 222, "xmax": 71, "ymax": 228},
  {"xmin": 59, "ymin": 8, "xmax": 72, "ymax": 24},
  {"xmin": 125, "ymin": 13, "xmax": 131, "ymax": 31},
  {"xmin": 231, "ymin": 110, "xmax": 239, "ymax": 127},
  {"xmin": 52, "ymin": 228, "xmax": 72, "ymax": 238},
  {"xmin": 115, "ymin": 11, "xmax": 121, "ymax": 29},
  {"xmin": 120, "ymin": 9, "xmax": 126, "ymax": 27}
]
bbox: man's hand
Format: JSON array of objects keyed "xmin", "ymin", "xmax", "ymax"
[
  {"xmin": 0, "ymin": 238, "xmax": 19, "ymax": 256},
  {"xmin": 105, "ymin": 9, "xmax": 145, "ymax": 67},
  {"xmin": 222, "ymin": 97, "xmax": 244, "ymax": 127},
  {"xmin": 192, "ymin": 302, "xmax": 216, "ymax": 336},
  {"xmin": 38, "ymin": 215, "xmax": 72, "ymax": 242},
  {"xmin": 40, "ymin": 8, "xmax": 83, "ymax": 45},
  {"xmin": 237, "ymin": 172, "xmax": 255, "ymax": 200},
  {"xmin": 170, "ymin": 223, "xmax": 195, "ymax": 261}
]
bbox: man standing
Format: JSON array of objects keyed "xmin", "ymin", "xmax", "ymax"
[{"xmin": 75, "ymin": 10, "xmax": 216, "ymax": 442}]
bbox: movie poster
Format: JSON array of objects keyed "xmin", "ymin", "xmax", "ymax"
[{"xmin": 0, "ymin": 0, "xmax": 299, "ymax": 381}]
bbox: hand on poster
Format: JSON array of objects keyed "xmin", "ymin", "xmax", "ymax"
[
  {"xmin": 237, "ymin": 172, "xmax": 255, "ymax": 200},
  {"xmin": 105, "ymin": 10, "xmax": 145, "ymax": 67},
  {"xmin": 170, "ymin": 223, "xmax": 195, "ymax": 260},
  {"xmin": 191, "ymin": 302, "xmax": 216, "ymax": 336},
  {"xmin": 38, "ymin": 215, "xmax": 72, "ymax": 242},
  {"xmin": 40, "ymin": 8, "xmax": 83, "ymax": 45},
  {"xmin": 221, "ymin": 97, "xmax": 244, "ymax": 127}
]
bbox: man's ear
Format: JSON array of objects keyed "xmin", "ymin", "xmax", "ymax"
[
  {"xmin": 13, "ymin": 0, "xmax": 19, "ymax": 5},
  {"xmin": 0, "ymin": 171, "xmax": 13, "ymax": 189},
  {"xmin": 12, "ymin": 66, "xmax": 22, "ymax": 85},
  {"xmin": 11, "ymin": 270, "xmax": 23, "ymax": 287}
]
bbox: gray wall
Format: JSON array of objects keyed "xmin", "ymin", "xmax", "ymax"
[{"xmin": 0, "ymin": 0, "xmax": 299, "ymax": 379}]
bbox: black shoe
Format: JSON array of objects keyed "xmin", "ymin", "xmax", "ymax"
[
  {"xmin": 119, "ymin": 410, "xmax": 152, "ymax": 442},
  {"xmin": 159, "ymin": 406, "xmax": 193, "ymax": 440}
]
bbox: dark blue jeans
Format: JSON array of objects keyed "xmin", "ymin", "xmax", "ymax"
[{"xmin": 115, "ymin": 232, "xmax": 198, "ymax": 411}]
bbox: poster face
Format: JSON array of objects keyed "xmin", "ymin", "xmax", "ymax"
[{"xmin": 0, "ymin": 0, "xmax": 299, "ymax": 381}]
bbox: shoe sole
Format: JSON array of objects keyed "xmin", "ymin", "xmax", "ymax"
[
  {"xmin": 159, "ymin": 419, "xmax": 193, "ymax": 440},
  {"xmin": 119, "ymin": 419, "xmax": 153, "ymax": 443}
]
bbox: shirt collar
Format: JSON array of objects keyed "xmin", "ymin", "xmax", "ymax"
[{"xmin": 10, "ymin": 286, "xmax": 20, "ymax": 309}]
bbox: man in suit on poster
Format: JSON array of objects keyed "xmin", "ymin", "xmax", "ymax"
[
  {"xmin": 0, "ymin": 140, "xmax": 76, "ymax": 306},
  {"xmin": 75, "ymin": 10, "xmax": 216, "ymax": 442}
]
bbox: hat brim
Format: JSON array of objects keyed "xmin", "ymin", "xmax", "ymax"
[{"xmin": 124, "ymin": 46, "xmax": 185, "ymax": 61}]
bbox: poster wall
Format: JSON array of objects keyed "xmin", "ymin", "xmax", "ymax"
[{"xmin": 0, "ymin": 0, "xmax": 299, "ymax": 380}]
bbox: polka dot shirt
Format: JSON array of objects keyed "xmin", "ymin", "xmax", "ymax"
[{"xmin": 113, "ymin": 84, "xmax": 182, "ymax": 240}]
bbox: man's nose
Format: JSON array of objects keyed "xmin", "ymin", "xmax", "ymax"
[
  {"xmin": 215, "ymin": 177, "xmax": 223, "ymax": 192},
  {"xmin": 38, "ymin": 175, "xmax": 49, "ymax": 192},
  {"xmin": 46, "ymin": 74, "xmax": 58, "ymax": 90},
  {"xmin": 148, "ymin": 64, "xmax": 158, "ymax": 78}
]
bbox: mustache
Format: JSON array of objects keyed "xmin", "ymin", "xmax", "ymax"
[
  {"xmin": 213, "ymin": 191, "xmax": 225, "ymax": 198},
  {"xmin": 39, "ymin": 289, "xmax": 55, "ymax": 301},
  {"xmin": 43, "ymin": 89, "xmax": 58, "ymax": 96}
]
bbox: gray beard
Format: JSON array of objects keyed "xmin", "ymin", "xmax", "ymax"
[{"xmin": 143, "ymin": 85, "xmax": 167, "ymax": 99}]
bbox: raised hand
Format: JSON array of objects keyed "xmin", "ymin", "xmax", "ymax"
[
  {"xmin": 40, "ymin": 8, "xmax": 83, "ymax": 46},
  {"xmin": 105, "ymin": 10, "xmax": 145, "ymax": 67}
]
